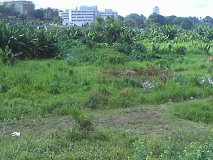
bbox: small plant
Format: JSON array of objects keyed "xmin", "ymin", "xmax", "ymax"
[
  {"xmin": 154, "ymin": 59, "xmax": 171, "ymax": 69},
  {"xmin": 172, "ymin": 46, "xmax": 187, "ymax": 55},
  {"xmin": 113, "ymin": 43, "xmax": 133, "ymax": 55},
  {"xmin": 85, "ymin": 92, "xmax": 109, "ymax": 109},
  {"xmin": 69, "ymin": 108, "xmax": 94, "ymax": 131},
  {"xmin": 133, "ymin": 43, "xmax": 147, "ymax": 53},
  {"xmin": 0, "ymin": 46, "xmax": 22, "ymax": 65},
  {"xmin": 66, "ymin": 59, "xmax": 80, "ymax": 66},
  {"xmin": 107, "ymin": 54, "xmax": 127, "ymax": 65},
  {"xmin": 151, "ymin": 43, "xmax": 161, "ymax": 53},
  {"xmin": 198, "ymin": 63, "xmax": 207, "ymax": 69},
  {"xmin": 199, "ymin": 44, "xmax": 211, "ymax": 54}
]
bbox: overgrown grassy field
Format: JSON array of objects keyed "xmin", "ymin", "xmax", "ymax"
[
  {"xmin": 1, "ymin": 48, "xmax": 213, "ymax": 159},
  {"xmin": 1, "ymin": 21, "xmax": 213, "ymax": 159},
  {"xmin": 1, "ymin": 50, "xmax": 213, "ymax": 120}
]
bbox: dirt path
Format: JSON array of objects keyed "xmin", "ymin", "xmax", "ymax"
[
  {"xmin": 95, "ymin": 105, "xmax": 212, "ymax": 137},
  {"xmin": 0, "ymin": 105, "xmax": 212, "ymax": 138}
]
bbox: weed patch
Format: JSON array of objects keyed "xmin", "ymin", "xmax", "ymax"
[{"xmin": 170, "ymin": 99, "xmax": 213, "ymax": 124}]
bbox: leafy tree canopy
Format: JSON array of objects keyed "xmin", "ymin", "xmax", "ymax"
[{"xmin": 148, "ymin": 13, "xmax": 166, "ymax": 26}]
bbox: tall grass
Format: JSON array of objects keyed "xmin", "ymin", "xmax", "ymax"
[{"xmin": 0, "ymin": 51, "xmax": 213, "ymax": 121}]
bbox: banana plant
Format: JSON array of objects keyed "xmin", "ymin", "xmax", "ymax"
[
  {"xmin": 119, "ymin": 27, "xmax": 137, "ymax": 44},
  {"xmin": 198, "ymin": 44, "xmax": 211, "ymax": 54},
  {"xmin": 0, "ymin": 23, "xmax": 61, "ymax": 60},
  {"xmin": 66, "ymin": 26, "xmax": 83, "ymax": 40},
  {"xmin": 0, "ymin": 45, "xmax": 22, "ymax": 65},
  {"xmin": 83, "ymin": 31, "xmax": 97, "ymax": 51},
  {"xmin": 104, "ymin": 20, "xmax": 124, "ymax": 45}
]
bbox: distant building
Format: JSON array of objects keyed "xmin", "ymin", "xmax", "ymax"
[
  {"xmin": 60, "ymin": 9, "xmax": 71, "ymax": 26},
  {"xmin": 59, "ymin": 6, "xmax": 118, "ymax": 26},
  {"xmin": 99, "ymin": 9, "xmax": 118, "ymax": 20},
  {"xmin": 70, "ymin": 6, "xmax": 98, "ymax": 26},
  {"xmin": 3, "ymin": 1, "xmax": 35, "ymax": 14},
  {"xmin": 153, "ymin": 6, "xmax": 159, "ymax": 14}
]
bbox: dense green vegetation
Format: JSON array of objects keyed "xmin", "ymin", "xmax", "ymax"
[
  {"xmin": 0, "ymin": 23, "xmax": 61, "ymax": 65},
  {"xmin": 1, "ymin": 18, "xmax": 213, "ymax": 159}
]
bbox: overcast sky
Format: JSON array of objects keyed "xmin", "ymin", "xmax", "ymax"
[{"xmin": 1, "ymin": 0, "xmax": 213, "ymax": 18}]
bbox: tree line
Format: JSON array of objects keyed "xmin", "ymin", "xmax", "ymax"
[
  {"xmin": 1, "ymin": 4, "xmax": 213, "ymax": 29},
  {"xmin": 120, "ymin": 13, "xmax": 213, "ymax": 30},
  {"xmin": 0, "ymin": 5, "xmax": 60, "ymax": 23}
]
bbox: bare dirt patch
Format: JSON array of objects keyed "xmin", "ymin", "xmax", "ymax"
[
  {"xmin": 114, "ymin": 111, "xmax": 160, "ymax": 124},
  {"xmin": 0, "ymin": 105, "xmax": 212, "ymax": 138},
  {"xmin": 0, "ymin": 116, "xmax": 73, "ymax": 137},
  {"xmin": 105, "ymin": 67, "xmax": 172, "ymax": 82},
  {"xmin": 95, "ymin": 105, "xmax": 212, "ymax": 137},
  {"xmin": 207, "ymin": 56, "xmax": 213, "ymax": 62}
]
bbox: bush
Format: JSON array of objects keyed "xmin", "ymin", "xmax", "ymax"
[
  {"xmin": 140, "ymin": 52, "xmax": 161, "ymax": 61},
  {"xmin": 133, "ymin": 43, "xmax": 147, "ymax": 53},
  {"xmin": 0, "ymin": 23, "xmax": 61, "ymax": 63},
  {"xmin": 172, "ymin": 46, "xmax": 187, "ymax": 55},
  {"xmin": 85, "ymin": 92, "xmax": 109, "ymax": 109},
  {"xmin": 107, "ymin": 54, "xmax": 127, "ymax": 65},
  {"xmin": 0, "ymin": 46, "xmax": 21, "ymax": 65},
  {"xmin": 69, "ymin": 108, "xmax": 94, "ymax": 131},
  {"xmin": 113, "ymin": 43, "xmax": 133, "ymax": 55},
  {"xmin": 154, "ymin": 59, "xmax": 171, "ymax": 69}
]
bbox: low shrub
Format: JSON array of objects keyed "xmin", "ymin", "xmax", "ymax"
[
  {"xmin": 69, "ymin": 108, "xmax": 94, "ymax": 131},
  {"xmin": 172, "ymin": 46, "xmax": 187, "ymax": 55}
]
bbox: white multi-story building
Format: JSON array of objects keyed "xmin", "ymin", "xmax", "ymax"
[
  {"xmin": 70, "ymin": 6, "xmax": 98, "ymax": 26},
  {"xmin": 60, "ymin": 6, "xmax": 118, "ymax": 26},
  {"xmin": 99, "ymin": 9, "xmax": 118, "ymax": 20},
  {"xmin": 60, "ymin": 9, "xmax": 71, "ymax": 25},
  {"xmin": 153, "ymin": 6, "xmax": 160, "ymax": 14}
]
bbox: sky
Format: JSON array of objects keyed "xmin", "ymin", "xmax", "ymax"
[{"xmin": 1, "ymin": 0, "xmax": 213, "ymax": 18}]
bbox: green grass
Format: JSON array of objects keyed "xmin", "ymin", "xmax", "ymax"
[
  {"xmin": 0, "ymin": 129, "xmax": 138, "ymax": 159},
  {"xmin": 0, "ymin": 50, "xmax": 213, "ymax": 121},
  {"xmin": 1, "ymin": 129, "xmax": 212, "ymax": 160},
  {"xmin": 1, "ymin": 43, "xmax": 213, "ymax": 159},
  {"xmin": 0, "ymin": 104, "xmax": 212, "ymax": 159},
  {"xmin": 171, "ymin": 98, "xmax": 213, "ymax": 124},
  {"xmin": 134, "ymin": 131, "xmax": 213, "ymax": 160}
]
